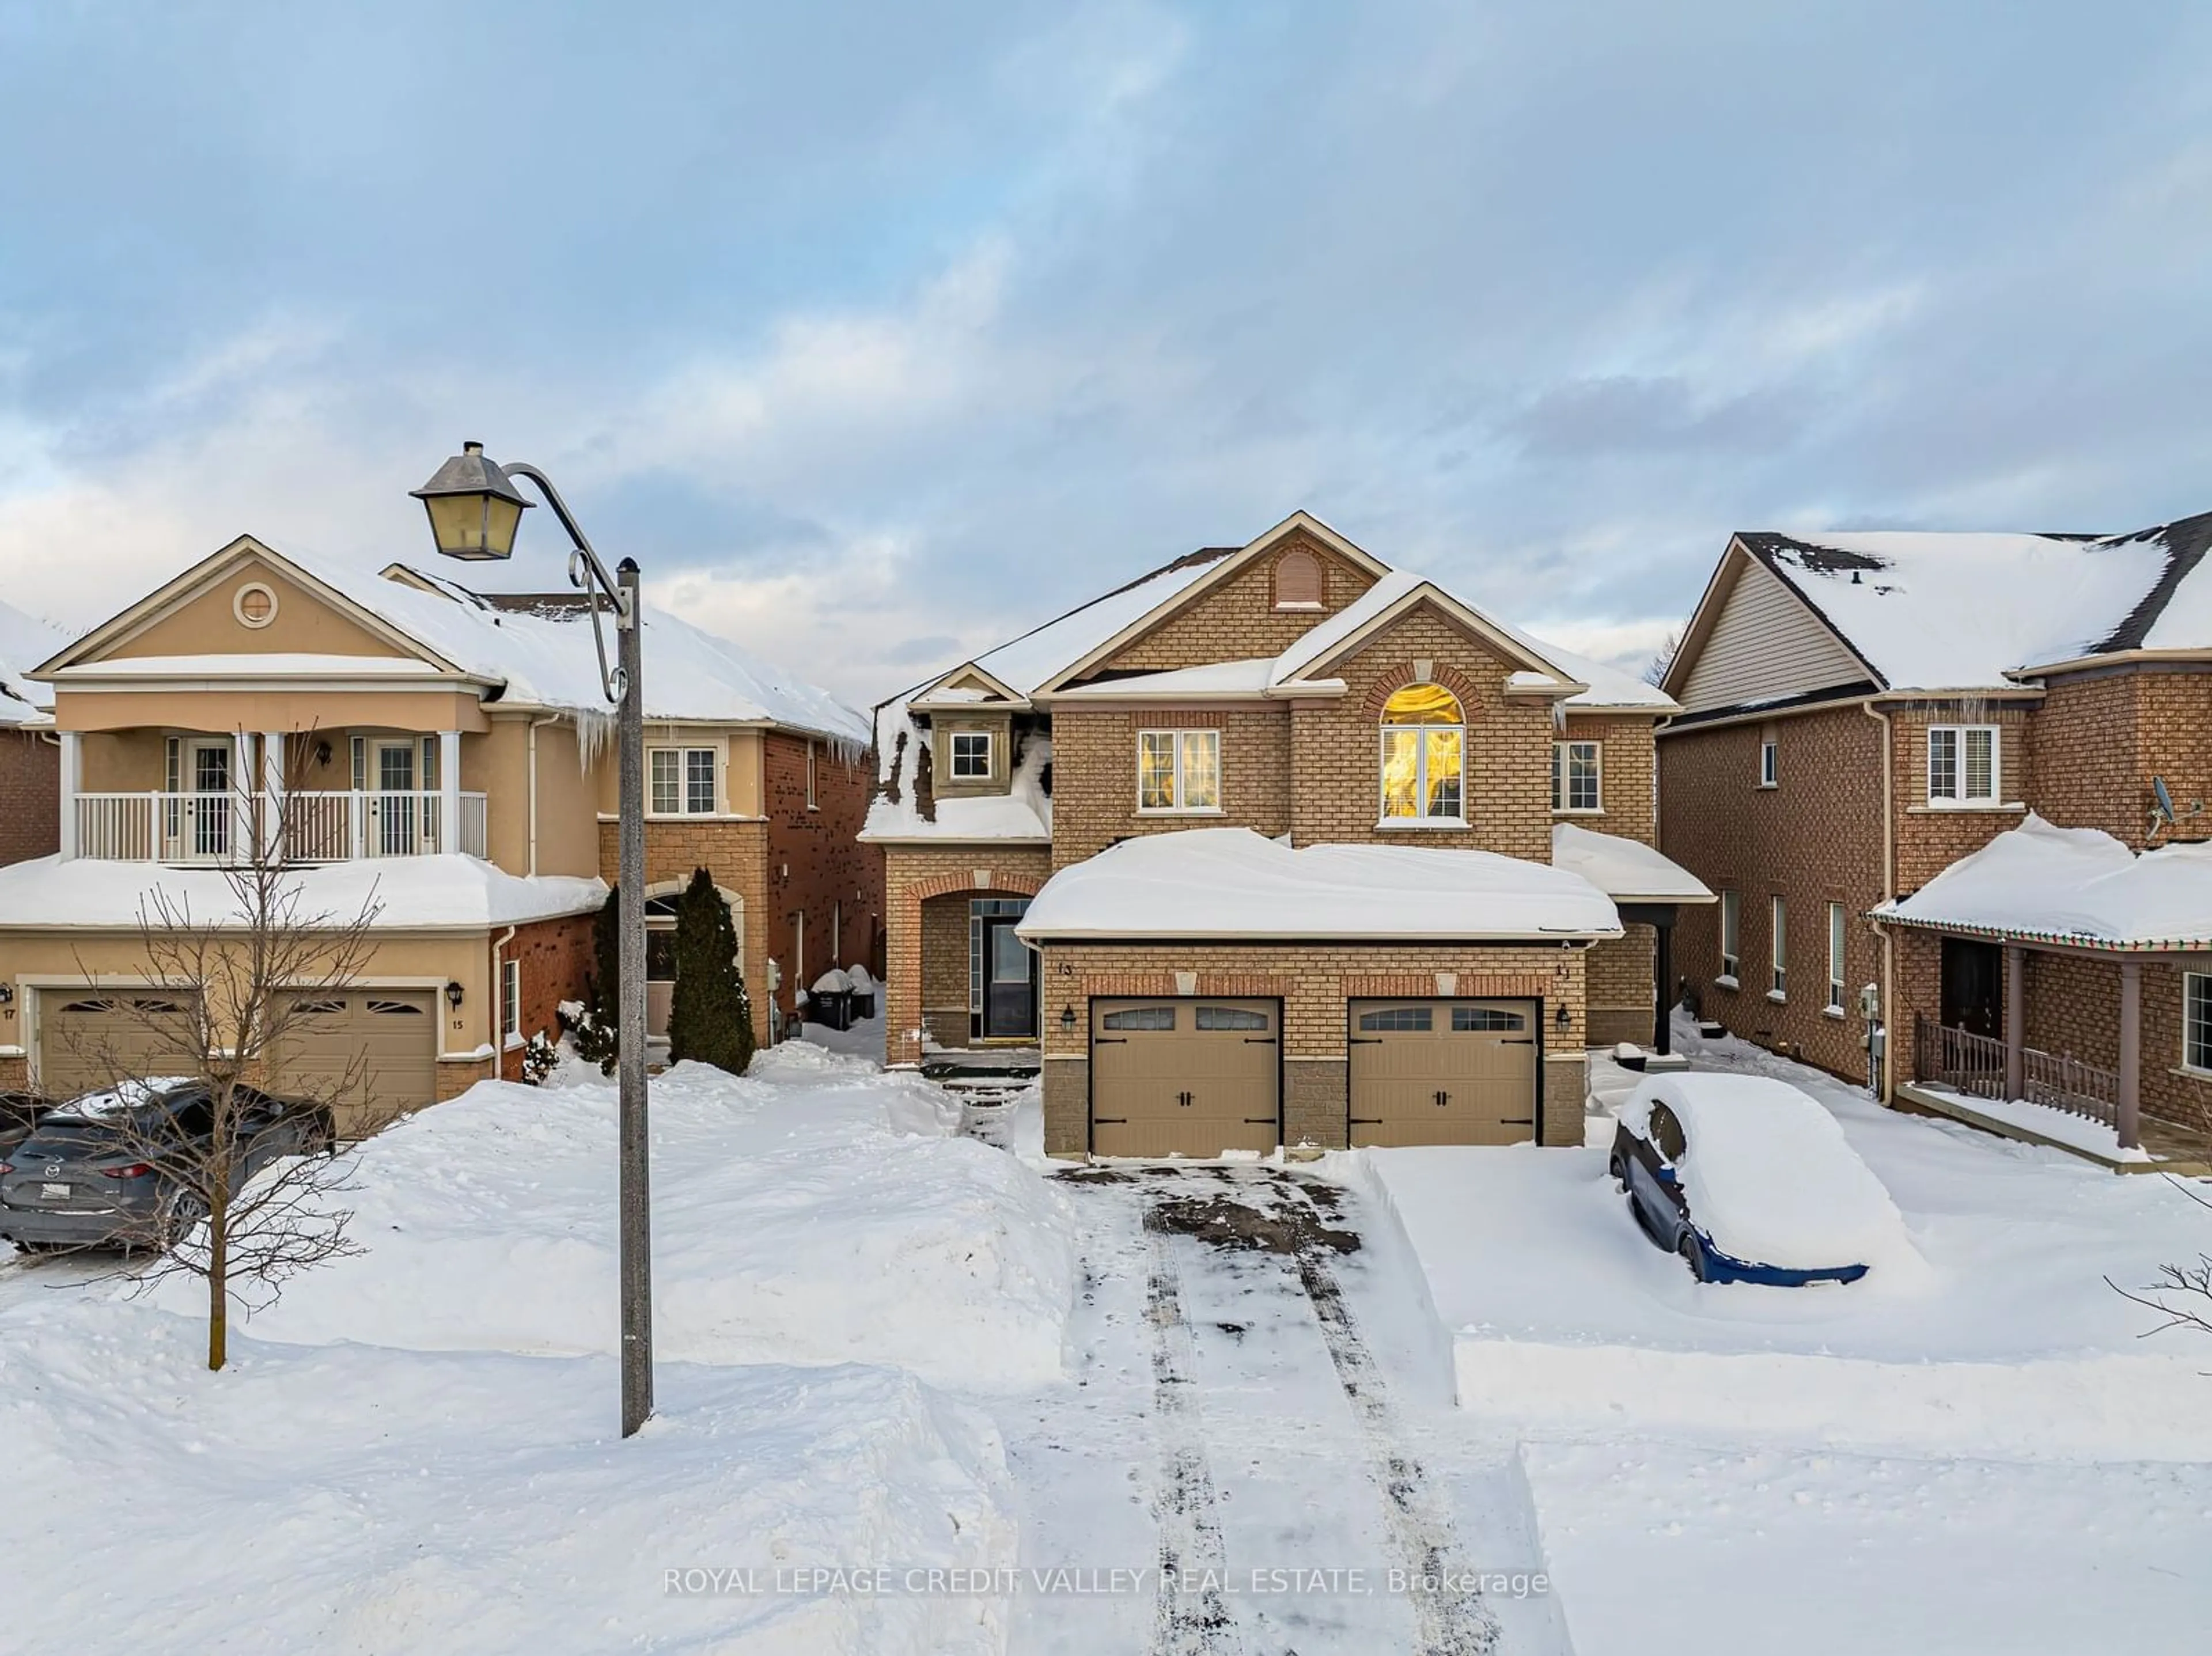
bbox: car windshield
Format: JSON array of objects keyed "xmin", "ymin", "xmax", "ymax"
[{"xmin": 51, "ymin": 1078, "xmax": 199, "ymax": 1121}]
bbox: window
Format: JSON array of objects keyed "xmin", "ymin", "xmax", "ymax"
[
  {"xmin": 1102, "ymin": 1005, "xmax": 1176, "ymax": 1031},
  {"xmin": 1928, "ymin": 726, "xmax": 1999, "ymax": 805},
  {"xmin": 649, "ymin": 747, "xmax": 716, "ymax": 814},
  {"xmin": 1827, "ymin": 902, "xmax": 1846, "ymax": 1013},
  {"xmin": 1551, "ymin": 741, "xmax": 1601, "ymax": 813},
  {"xmin": 1719, "ymin": 890, "xmax": 1740, "ymax": 982},
  {"xmin": 1273, "ymin": 548, "xmax": 1323, "ymax": 609},
  {"xmin": 1452, "ymin": 1006, "xmax": 1527, "ymax": 1032},
  {"xmin": 1770, "ymin": 896, "xmax": 1787, "ymax": 999},
  {"xmin": 1759, "ymin": 734, "xmax": 1778, "ymax": 787},
  {"xmin": 501, "ymin": 958, "xmax": 521, "ymax": 1042},
  {"xmin": 1137, "ymin": 729, "xmax": 1221, "ymax": 812},
  {"xmin": 1358, "ymin": 1006, "xmax": 1433, "ymax": 1032},
  {"xmin": 1379, "ymin": 684, "xmax": 1464, "ymax": 823},
  {"xmin": 2186, "ymin": 973, "xmax": 2212, "ymax": 1073},
  {"xmin": 1195, "ymin": 1005, "xmax": 1268, "ymax": 1030},
  {"xmin": 1647, "ymin": 1101, "xmax": 1687, "ymax": 1163},
  {"xmin": 806, "ymin": 741, "xmax": 818, "ymax": 810},
  {"xmin": 949, "ymin": 730, "xmax": 993, "ymax": 780}
]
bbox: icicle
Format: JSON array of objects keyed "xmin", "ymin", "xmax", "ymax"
[{"xmin": 573, "ymin": 707, "xmax": 618, "ymax": 770}]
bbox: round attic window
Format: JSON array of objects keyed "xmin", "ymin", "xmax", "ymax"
[{"xmin": 233, "ymin": 581, "xmax": 278, "ymax": 628}]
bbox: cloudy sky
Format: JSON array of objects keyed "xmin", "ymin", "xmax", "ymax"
[{"xmin": 5, "ymin": 2, "xmax": 2210, "ymax": 704}]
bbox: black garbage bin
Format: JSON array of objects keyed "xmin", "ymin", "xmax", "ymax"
[
  {"xmin": 845, "ymin": 969, "xmax": 877, "ymax": 1020},
  {"xmin": 809, "ymin": 972, "xmax": 854, "ymax": 1032}
]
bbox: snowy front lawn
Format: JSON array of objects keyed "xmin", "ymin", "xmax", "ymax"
[{"xmin": 1, "ymin": 1044, "xmax": 1078, "ymax": 1655}]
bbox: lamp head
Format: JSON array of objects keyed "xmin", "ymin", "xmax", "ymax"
[{"xmin": 411, "ymin": 441, "xmax": 532, "ymax": 560}]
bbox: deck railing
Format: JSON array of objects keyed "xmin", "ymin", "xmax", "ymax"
[
  {"xmin": 70, "ymin": 790, "xmax": 488, "ymax": 864},
  {"xmin": 1914, "ymin": 1014, "xmax": 2119, "ymax": 1129}
]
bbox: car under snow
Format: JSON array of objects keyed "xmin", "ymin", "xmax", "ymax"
[{"xmin": 1611, "ymin": 1072, "xmax": 1914, "ymax": 1286}]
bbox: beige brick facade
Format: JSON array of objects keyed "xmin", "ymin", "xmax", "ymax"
[
  {"xmin": 1047, "ymin": 705, "xmax": 1291, "ymax": 868},
  {"xmin": 602, "ymin": 815, "xmax": 773, "ymax": 1043},
  {"xmin": 1089, "ymin": 533, "xmax": 1378, "ymax": 674},
  {"xmin": 879, "ymin": 844, "xmax": 1053, "ymax": 1066}
]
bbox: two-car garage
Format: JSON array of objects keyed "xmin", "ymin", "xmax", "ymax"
[{"xmin": 1085, "ymin": 995, "xmax": 1541, "ymax": 1157}]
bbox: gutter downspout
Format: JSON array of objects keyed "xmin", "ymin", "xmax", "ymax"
[
  {"xmin": 492, "ymin": 923, "xmax": 517, "ymax": 1077},
  {"xmin": 527, "ymin": 715, "xmax": 559, "ymax": 877},
  {"xmin": 1862, "ymin": 699, "xmax": 1896, "ymax": 1105}
]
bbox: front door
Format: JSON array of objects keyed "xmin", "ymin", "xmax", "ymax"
[
  {"xmin": 190, "ymin": 741, "xmax": 232, "ymax": 859},
  {"xmin": 375, "ymin": 741, "xmax": 418, "ymax": 855},
  {"xmin": 646, "ymin": 924, "xmax": 677, "ymax": 1039},
  {"xmin": 1940, "ymin": 938, "xmax": 2003, "ymax": 1041},
  {"xmin": 980, "ymin": 917, "xmax": 1036, "ymax": 1039}
]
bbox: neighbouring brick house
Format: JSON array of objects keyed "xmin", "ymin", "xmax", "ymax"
[
  {"xmin": 865, "ymin": 511, "xmax": 1711, "ymax": 1159},
  {"xmin": 0, "ymin": 535, "xmax": 873, "ymax": 1132},
  {"xmin": 1659, "ymin": 514, "xmax": 2212, "ymax": 1159},
  {"xmin": 0, "ymin": 599, "xmax": 70, "ymax": 868}
]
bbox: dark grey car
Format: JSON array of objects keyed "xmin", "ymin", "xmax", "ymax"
[{"xmin": 0, "ymin": 1078, "xmax": 334, "ymax": 1252}]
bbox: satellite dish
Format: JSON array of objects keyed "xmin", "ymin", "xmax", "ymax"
[{"xmin": 2154, "ymin": 776, "xmax": 2177, "ymax": 823}]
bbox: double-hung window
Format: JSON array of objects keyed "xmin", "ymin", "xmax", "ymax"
[
  {"xmin": 1719, "ymin": 890, "xmax": 1740, "ymax": 983},
  {"xmin": 1827, "ymin": 901, "xmax": 1846, "ymax": 1012},
  {"xmin": 1927, "ymin": 726, "xmax": 1999, "ymax": 805},
  {"xmin": 949, "ymin": 730, "xmax": 993, "ymax": 781},
  {"xmin": 1551, "ymin": 741, "xmax": 1601, "ymax": 813},
  {"xmin": 1770, "ymin": 896, "xmax": 1788, "ymax": 999},
  {"xmin": 2186, "ymin": 973, "xmax": 2212, "ymax": 1073},
  {"xmin": 501, "ymin": 958, "xmax": 521, "ymax": 1043},
  {"xmin": 1137, "ymin": 729, "xmax": 1221, "ymax": 812},
  {"xmin": 650, "ymin": 746, "xmax": 716, "ymax": 815}
]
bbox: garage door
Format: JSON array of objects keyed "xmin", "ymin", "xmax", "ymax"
[
  {"xmin": 273, "ymin": 990, "xmax": 438, "ymax": 1134},
  {"xmin": 1090, "ymin": 998, "xmax": 1279, "ymax": 1158},
  {"xmin": 1347, "ymin": 999, "xmax": 1537, "ymax": 1147},
  {"xmin": 39, "ymin": 992, "xmax": 204, "ymax": 1101}
]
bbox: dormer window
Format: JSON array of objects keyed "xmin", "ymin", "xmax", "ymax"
[
  {"xmin": 950, "ymin": 730, "xmax": 994, "ymax": 780},
  {"xmin": 1273, "ymin": 548, "xmax": 1323, "ymax": 611},
  {"xmin": 1379, "ymin": 683, "xmax": 1464, "ymax": 824}
]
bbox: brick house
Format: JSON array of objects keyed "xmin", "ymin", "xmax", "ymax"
[
  {"xmin": 0, "ymin": 535, "xmax": 874, "ymax": 1131},
  {"xmin": 865, "ymin": 512, "xmax": 1710, "ymax": 1159},
  {"xmin": 1658, "ymin": 515, "xmax": 2212, "ymax": 1159},
  {"xmin": 0, "ymin": 600, "xmax": 70, "ymax": 868}
]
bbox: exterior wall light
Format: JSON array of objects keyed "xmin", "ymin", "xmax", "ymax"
[
  {"xmin": 1059, "ymin": 1004, "xmax": 1077, "ymax": 1034},
  {"xmin": 445, "ymin": 980, "xmax": 465, "ymax": 1010}
]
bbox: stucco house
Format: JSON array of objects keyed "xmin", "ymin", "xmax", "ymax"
[
  {"xmin": 1658, "ymin": 513, "xmax": 2212, "ymax": 1161},
  {"xmin": 865, "ymin": 511, "xmax": 1710, "ymax": 1159},
  {"xmin": 0, "ymin": 535, "xmax": 876, "ymax": 1130},
  {"xmin": 0, "ymin": 599, "xmax": 70, "ymax": 867}
]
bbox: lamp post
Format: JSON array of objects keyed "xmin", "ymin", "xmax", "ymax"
[{"xmin": 412, "ymin": 442, "xmax": 654, "ymax": 1438}]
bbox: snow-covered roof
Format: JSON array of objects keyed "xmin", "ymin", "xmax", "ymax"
[
  {"xmin": 1017, "ymin": 826, "xmax": 1622, "ymax": 942},
  {"xmin": 1874, "ymin": 814, "xmax": 2212, "ymax": 952},
  {"xmin": 0, "ymin": 598, "xmax": 71, "ymax": 726},
  {"xmin": 859, "ymin": 700, "xmax": 1051, "ymax": 843},
  {"xmin": 1551, "ymin": 824, "xmax": 1714, "ymax": 904},
  {"xmin": 950, "ymin": 550, "xmax": 1234, "ymax": 700},
  {"xmin": 0, "ymin": 853, "xmax": 605, "ymax": 931},
  {"xmin": 1048, "ymin": 657, "xmax": 1282, "ymax": 700},
  {"xmin": 1622, "ymin": 1073, "xmax": 1914, "ymax": 1272},
  {"xmin": 1526, "ymin": 637, "xmax": 1679, "ymax": 711},
  {"xmin": 1736, "ymin": 517, "xmax": 2212, "ymax": 689}
]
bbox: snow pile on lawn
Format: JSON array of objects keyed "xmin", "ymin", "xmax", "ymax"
[
  {"xmin": 1622, "ymin": 1073, "xmax": 1918, "ymax": 1274},
  {"xmin": 1018, "ymin": 826, "xmax": 1621, "ymax": 941},
  {"xmin": 170, "ymin": 1045, "xmax": 1076, "ymax": 1389},
  {"xmin": 0, "ymin": 1298, "xmax": 1014, "ymax": 1655},
  {"xmin": 1877, "ymin": 812, "xmax": 2212, "ymax": 950}
]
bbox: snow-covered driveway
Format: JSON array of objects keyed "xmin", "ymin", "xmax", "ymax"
[{"xmin": 993, "ymin": 1162, "xmax": 1570, "ymax": 1656}]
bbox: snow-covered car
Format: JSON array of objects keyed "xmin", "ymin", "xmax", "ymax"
[{"xmin": 1610, "ymin": 1073, "xmax": 1910, "ymax": 1286}]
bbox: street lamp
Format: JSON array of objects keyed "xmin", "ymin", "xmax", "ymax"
[{"xmin": 413, "ymin": 441, "xmax": 654, "ymax": 1439}]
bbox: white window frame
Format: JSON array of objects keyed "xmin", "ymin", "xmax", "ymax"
[
  {"xmin": 948, "ymin": 730, "xmax": 994, "ymax": 782},
  {"xmin": 1719, "ymin": 890, "xmax": 1740, "ymax": 984},
  {"xmin": 1551, "ymin": 740, "xmax": 1602, "ymax": 814},
  {"xmin": 1927, "ymin": 725, "xmax": 2000, "ymax": 806},
  {"xmin": 2185, "ymin": 972, "xmax": 2212, "ymax": 1075},
  {"xmin": 1136, "ymin": 728, "xmax": 1222, "ymax": 814},
  {"xmin": 1769, "ymin": 895, "xmax": 1787, "ymax": 1001},
  {"xmin": 649, "ymin": 746, "xmax": 718, "ymax": 816},
  {"xmin": 1378, "ymin": 691, "xmax": 1466, "ymax": 826},
  {"xmin": 1759, "ymin": 737, "xmax": 1778, "ymax": 788},
  {"xmin": 501, "ymin": 957, "xmax": 522, "ymax": 1044},
  {"xmin": 1827, "ymin": 901, "xmax": 1846, "ymax": 1013},
  {"xmin": 806, "ymin": 740, "xmax": 819, "ymax": 810}
]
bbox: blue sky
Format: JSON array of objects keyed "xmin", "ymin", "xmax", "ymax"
[{"xmin": 5, "ymin": 1, "xmax": 2210, "ymax": 702}]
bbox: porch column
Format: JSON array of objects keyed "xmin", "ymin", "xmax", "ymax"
[
  {"xmin": 2003, "ymin": 945, "xmax": 2024, "ymax": 1101},
  {"xmin": 439, "ymin": 729, "xmax": 461, "ymax": 856},
  {"xmin": 260, "ymin": 732, "xmax": 285, "ymax": 862},
  {"xmin": 2118, "ymin": 959, "xmax": 2142, "ymax": 1151},
  {"xmin": 1652, "ymin": 912, "xmax": 1676, "ymax": 1055},
  {"xmin": 56, "ymin": 729, "xmax": 79, "ymax": 859}
]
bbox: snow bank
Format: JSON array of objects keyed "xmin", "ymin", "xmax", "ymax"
[
  {"xmin": 0, "ymin": 1299, "xmax": 1016, "ymax": 1655},
  {"xmin": 1622, "ymin": 1073, "xmax": 1917, "ymax": 1272},
  {"xmin": 175, "ymin": 1048, "xmax": 1076, "ymax": 1389},
  {"xmin": 1019, "ymin": 825, "xmax": 1621, "ymax": 941}
]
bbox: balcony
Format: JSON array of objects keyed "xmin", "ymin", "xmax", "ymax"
[{"xmin": 70, "ymin": 790, "xmax": 488, "ymax": 865}]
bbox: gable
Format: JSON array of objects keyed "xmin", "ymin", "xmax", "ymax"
[
  {"xmin": 1673, "ymin": 550, "xmax": 1873, "ymax": 715},
  {"xmin": 1079, "ymin": 530, "xmax": 1381, "ymax": 680},
  {"xmin": 93, "ymin": 554, "xmax": 418, "ymax": 664}
]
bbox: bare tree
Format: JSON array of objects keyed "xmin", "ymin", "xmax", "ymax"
[
  {"xmin": 57, "ymin": 734, "xmax": 383, "ymax": 1370},
  {"xmin": 2109, "ymin": 1176, "xmax": 2212, "ymax": 1344},
  {"xmin": 1643, "ymin": 627, "xmax": 1683, "ymax": 688}
]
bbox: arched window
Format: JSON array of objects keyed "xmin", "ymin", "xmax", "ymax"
[
  {"xmin": 1273, "ymin": 548, "xmax": 1323, "ymax": 609},
  {"xmin": 1380, "ymin": 683, "xmax": 1464, "ymax": 822}
]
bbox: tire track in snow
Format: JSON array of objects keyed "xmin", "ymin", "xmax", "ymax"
[{"xmin": 1141, "ymin": 1203, "xmax": 1244, "ymax": 1656}]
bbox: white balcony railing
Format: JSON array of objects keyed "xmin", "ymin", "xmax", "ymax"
[{"xmin": 70, "ymin": 790, "xmax": 488, "ymax": 865}]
